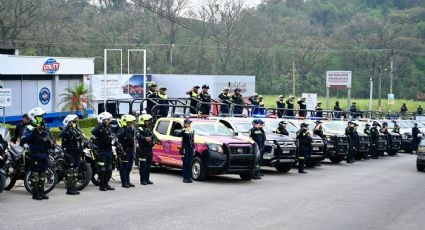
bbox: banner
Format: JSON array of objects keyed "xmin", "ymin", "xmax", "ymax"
[
  {"xmin": 326, "ymin": 71, "xmax": 352, "ymax": 88},
  {"xmin": 302, "ymin": 93, "xmax": 317, "ymax": 110},
  {"xmin": 0, "ymin": 88, "xmax": 12, "ymax": 107},
  {"xmin": 388, "ymin": 94, "xmax": 395, "ymax": 105}
]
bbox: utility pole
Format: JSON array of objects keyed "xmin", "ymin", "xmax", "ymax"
[
  {"xmin": 378, "ymin": 72, "xmax": 382, "ymax": 111},
  {"xmin": 390, "ymin": 51, "xmax": 394, "ymax": 94},
  {"xmin": 369, "ymin": 77, "xmax": 373, "ymax": 111},
  {"xmin": 292, "ymin": 61, "xmax": 296, "ymax": 96}
]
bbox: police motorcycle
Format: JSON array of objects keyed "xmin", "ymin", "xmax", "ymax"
[
  {"xmin": 1, "ymin": 126, "xmax": 58, "ymax": 194},
  {"xmin": 0, "ymin": 126, "xmax": 9, "ymax": 193}
]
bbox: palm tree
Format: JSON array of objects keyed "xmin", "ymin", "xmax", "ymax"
[{"xmin": 58, "ymin": 83, "xmax": 94, "ymax": 116}]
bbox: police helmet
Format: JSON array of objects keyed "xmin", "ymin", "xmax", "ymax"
[
  {"xmin": 97, "ymin": 112, "xmax": 113, "ymax": 124},
  {"xmin": 184, "ymin": 119, "xmax": 192, "ymax": 124},
  {"xmin": 159, "ymin": 86, "xmax": 167, "ymax": 90},
  {"xmin": 278, "ymin": 95, "xmax": 284, "ymax": 99},
  {"xmin": 372, "ymin": 121, "xmax": 380, "ymax": 127},
  {"xmin": 279, "ymin": 121, "xmax": 287, "ymax": 126},
  {"xmin": 300, "ymin": 122, "xmax": 309, "ymax": 128},
  {"xmin": 149, "ymin": 82, "xmax": 157, "ymax": 87},
  {"xmin": 63, "ymin": 114, "xmax": 79, "ymax": 126},
  {"xmin": 382, "ymin": 122, "xmax": 388, "ymax": 126},
  {"xmin": 120, "ymin": 114, "xmax": 136, "ymax": 127},
  {"xmin": 28, "ymin": 107, "xmax": 46, "ymax": 124},
  {"xmin": 202, "ymin": 84, "xmax": 209, "ymax": 89}
]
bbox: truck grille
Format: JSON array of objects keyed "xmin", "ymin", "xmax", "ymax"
[
  {"xmin": 229, "ymin": 146, "xmax": 251, "ymax": 155},
  {"xmin": 338, "ymin": 137, "xmax": 348, "ymax": 143}
]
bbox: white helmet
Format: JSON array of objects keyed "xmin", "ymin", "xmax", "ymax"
[
  {"xmin": 97, "ymin": 112, "xmax": 113, "ymax": 123},
  {"xmin": 28, "ymin": 107, "xmax": 46, "ymax": 123},
  {"xmin": 63, "ymin": 114, "xmax": 79, "ymax": 126}
]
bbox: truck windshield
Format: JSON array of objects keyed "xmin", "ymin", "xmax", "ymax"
[
  {"xmin": 192, "ymin": 123, "xmax": 233, "ymax": 136},
  {"xmin": 234, "ymin": 122, "xmax": 273, "ymax": 134},
  {"xmin": 267, "ymin": 120, "xmax": 298, "ymax": 133},
  {"xmin": 323, "ymin": 122, "xmax": 346, "ymax": 132}
]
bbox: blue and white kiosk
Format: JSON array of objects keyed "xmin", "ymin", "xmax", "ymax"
[{"xmin": 0, "ymin": 51, "xmax": 94, "ymax": 127}]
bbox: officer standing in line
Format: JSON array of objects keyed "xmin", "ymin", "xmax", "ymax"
[
  {"xmin": 60, "ymin": 114, "xmax": 84, "ymax": 195},
  {"xmin": 275, "ymin": 121, "xmax": 289, "ymax": 136},
  {"xmin": 249, "ymin": 119, "xmax": 266, "ymax": 179},
  {"xmin": 137, "ymin": 114, "xmax": 155, "ymax": 185},
  {"xmin": 186, "ymin": 86, "xmax": 200, "ymax": 114},
  {"xmin": 315, "ymin": 102, "xmax": 323, "ymax": 118},
  {"xmin": 21, "ymin": 107, "xmax": 54, "ymax": 200},
  {"xmin": 363, "ymin": 123, "xmax": 372, "ymax": 160},
  {"xmin": 258, "ymin": 95, "xmax": 265, "ymax": 115},
  {"xmin": 178, "ymin": 119, "xmax": 195, "ymax": 183},
  {"xmin": 92, "ymin": 112, "xmax": 116, "ymax": 191},
  {"xmin": 218, "ymin": 88, "xmax": 231, "ymax": 114},
  {"xmin": 276, "ymin": 95, "xmax": 286, "ymax": 118},
  {"xmin": 297, "ymin": 97, "xmax": 307, "ymax": 117},
  {"xmin": 416, "ymin": 105, "xmax": 423, "ymax": 115},
  {"xmin": 286, "ymin": 96, "xmax": 295, "ymax": 116},
  {"xmin": 199, "ymin": 85, "xmax": 212, "ymax": 115},
  {"xmin": 370, "ymin": 121, "xmax": 381, "ymax": 159},
  {"xmin": 157, "ymin": 86, "xmax": 170, "ymax": 117},
  {"xmin": 334, "ymin": 101, "xmax": 343, "ymax": 118},
  {"xmin": 380, "ymin": 122, "xmax": 390, "ymax": 157},
  {"xmin": 392, "ymin": 122, "xmax": 400, "ymax": 134},
  {"xmin": 12, "ymin": 114, "xmax": 30, "ymax": 145},
  {"xmin": 412, "ymin": 123, "xmax": 422, "ymax": 154},
  {"xmin": 249, "ymin": 93, "xmax": 260, "ymax": 115},
  {"xmin": 345, "ymin": 121, "xmax": 358, "ymax": 163},
  {"xmin": 146, "ymin": 82, "xmax": 158, "ymax": 114},
  {"xmin": 296, "ymin": 123, "xmax": 311, "ymax": 174},
  {"xmin": 231, "ymin": 88, "xmax": 245, "ymax": 115},
  {"xmin": 313, "ymin": 120, "xmax": 325, "ymax": 138},
  {"xmin": 117, "ymin": 115, "xmax": 136, "ymax": 188}
]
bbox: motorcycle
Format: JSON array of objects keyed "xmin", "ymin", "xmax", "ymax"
[
  {"xmin": 2, "ymin": 127, "xmax": 58, "ymax": 194},
  {"xmin": 0, "ymin": 126, "xmax": 9, "ymax": 193},
  {"xmin": 90, "ymin": 135, "xmax": 121, "ymax": 186}
]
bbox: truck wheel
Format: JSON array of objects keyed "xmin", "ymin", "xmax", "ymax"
[
  {"xmin": 239, "ymin": 172, "xmax": 253, "ymax": 181},
  {"xmin": 417, "ymin": 160, "xmax": 425, "ymax": 172},
  {"xmin": 191, "ymin": 157, "xmax": 207, "ymax": 181},
  {"xmin": 275, "ymin": 163, "xmax": 292, "ymax": 173},
  {"xmin": 329, "ymin": 155, "xmax": 343, "ymax": 164},
  {"xmin": 387, "ymin": 150, "xmax": 398, "ymax": 156}
]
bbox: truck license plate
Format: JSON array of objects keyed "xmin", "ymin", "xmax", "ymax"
[{"xmin": 313, "ymin": 147, "xmax": 319, "ymax": 151}]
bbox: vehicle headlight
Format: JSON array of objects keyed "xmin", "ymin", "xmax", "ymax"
[
  {"xmin": 326, "ymin": 136, "xmax": 332, "ymax": 142},
  {"xmin": 207, "ymin": 143, "xmax": 224, "ymax": 153}
]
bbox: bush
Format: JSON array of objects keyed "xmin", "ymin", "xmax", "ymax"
[{"xmin": 79, "ymin": 117, "xmax": 98, "ymax": 129}]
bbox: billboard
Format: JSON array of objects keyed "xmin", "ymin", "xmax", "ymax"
[
  {"xmin": 326, "ymin": 71, "xmax": 352, "ymax": 89},
  {"xmin": 302, "ymin": 93, "xmax": 317, "ymax": 110}
]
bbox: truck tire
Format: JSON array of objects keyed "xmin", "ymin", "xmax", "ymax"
[
  {"xmin": 191, "ymin": 157, "xmax": 207, "ymax": 181},
  {"xmin": 417, "ymin": 160, "xmax": 425, "ymax": 172},
  {"xmin": 329, "ymin": 155, "xmax": 344, "ymax": 164},
  {"xmin": 239, "ymin": 172, "xmax": 253, "ymax": 181},
  {"xmin": 275, "ymin": 163, "xmax": 292, "ymax": 173},
  {"xmin": 387, "ymin": 150, "xmax": 398, "ymax": 156}
]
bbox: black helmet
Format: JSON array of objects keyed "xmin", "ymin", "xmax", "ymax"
[
  {"xmin": 300, "ymin": 122, "xmax": 309, "ymax": 128},
  {"xmin": 382, "ymin": 122, "xmax": 388, "ymax": 126},
  {"xmin": 315, "ymin": 120, "xmax": 323, "ymax": 124},
  {"xmin": 234, "ymin": 88, "xmax": 241, "ymax": 92},
  {"xmin": 202, "ymin": 84, "xmax": 209, "ymax": 89},
  {"xmin": 184, "ymin": 119, "xmax": 192, "ymax": 124},
  {"xmin": 372, "ymin": 121, "xmax": 380, "ymax": 127},
  {"xmin": 279, "ymin": 121, "xmax": 287, "ymax": 126}
]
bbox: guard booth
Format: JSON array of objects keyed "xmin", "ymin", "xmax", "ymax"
[{"xmin": 0, "ymin": 49, "xmax": 94, "ymax": 127}]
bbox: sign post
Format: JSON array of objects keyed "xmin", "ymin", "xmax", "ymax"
[{"xmin": 326, "ymin": 71, "xmax": 352, "ymax": 112}]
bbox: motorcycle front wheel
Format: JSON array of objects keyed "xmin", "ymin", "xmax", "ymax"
[
  {"xmin": 76, "ymin": 162, "xmax": 92, "ymax": 191},
  {"xmin": 24, "ymin": 167, "xmax": 58, "ymax": 194}
]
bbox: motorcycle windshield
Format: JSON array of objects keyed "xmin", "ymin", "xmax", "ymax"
[{"xmin": 0, "ymin": 126, "xmax": 10, "ymax": 142}]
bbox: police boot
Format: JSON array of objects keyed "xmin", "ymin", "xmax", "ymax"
[
  {"xmin": 105, "ymin": 170, "xmax": 115, "ymax": 191},
  {"xmin": 39, "ymin": 174, "xmax": 49, "ymax": 200},
  {"xmin": 99, "ymin": 170, "xmax": 107, "ymax": 191},
  {"xmin": 31, "ymin": 173, "xmax": 43, "ymax": 201}
]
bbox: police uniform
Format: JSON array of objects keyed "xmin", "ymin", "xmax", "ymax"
[
  {"xmin": 199, "ymin": 85, "xmax": 212, "ymax": 115},
  {"xmin": 313, "ymin": 122, "xmax": 325, "ymax": 139},
  {"xmin": 370, "ymin": 123, "xmax": 380, "ymax": 159},
  {"xmin": 60, "ymin": 121, "xmax": 84, "ymax": 195},
  {"xmin": 117, "ymin": 118, "xmax": 136, "ymax": 188},
  {"xmin": 276, "ymin": 96, "xmax": 285, "ymax": 118},
  {"xmin": 276, "ymin": 124, "xmax": 289, "ymax": 136},
  {"xmin": 297, "ymin": 99, "xmax": 307, "ymax": 117},
  {"xmin": 218, "ymin": 90, "xmax": 231, "ymax": 114},
  {"xmin": 249, "ymin": 95, "xmax": 260, "ymax": 115},
  {"xmin": 157, "ymin": 87, "xmax": 169, "ymax": 117},
  {"xmin": 92, "ymin": 122, "xmax": 115, "ymax": 191},
  {"xmin": 187, "ymin": 86, "xmax": 200, "ymax": 114},
  {"xmin": 296, "ymin": 124, "xmax": 311, "ymax": 173},
  {"xmin": 315, "ymin": 103, "xmax": 323, "ymax": 118},
  {"xmin": 412, "ymin": 125, "xmax": 421, "ymax": 152},
  {"xmin": 146, "ymin": 82, "xmax": 158, "ymax": 114},
  {"xmin": 179, "ymin": 120, "xmax": 195, "ymax": 183},
  {"xmin": 364, "ymin": 125, "xmax": 372, "ymax": 159},
  {"xmin": 345, "ymin": 123, "xmax": 359, "ymax": 163},
  {"xmin": 249, "ymin": 119, "xmax": 266, "ymax": 179},
  {"xmin": 231, "ymin": 90, "xmax": 244, "ymax": 115},
  {"xmin": 286, "ymin": 98, "xmax": 295, "ymax": 116},
  {"xmin": 21, "ymin": 108, "xmax": 54, "ymax": 200},
  {"xmin": 137, "ymin": 115, "xmax": 155, "ymax": 185}
]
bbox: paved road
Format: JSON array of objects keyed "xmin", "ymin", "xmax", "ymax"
[{"xmin": 1, "ymin": 154, "xmax": 424, "ymax": 230}]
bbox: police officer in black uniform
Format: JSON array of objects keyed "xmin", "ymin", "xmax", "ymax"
[
  {"xmin": 297, "ymin": 97, "xmax": 307, "ymax": 117},
  {"xmin": 186, "ymin": 86, "xmax": 200, "ymax": 114},
  {"xmin": 117, "ymin": 115, "xmax": 136, "ymax": 188},
  {"xmin": 276, "ymin": 95, "xmax": 286, "ymax": 118},
  {"xmin": 334, "ymin": 101, "xmax": 343, "ymax": 118},
  {"xmin": 179, "ymin": 119, "xmax": 195, "ymax": 183},
  {"xmin": 60, "ymin": 114, "xmax": 84, "ymax": 195},
  {"xmin": 249, "ymin": 93, "xmax": 260, "ymax": 115},
  {"xmin": 370, "ymin": 121, "xmax": 381, "ymax": 159},
  {"xmin": 363, "ymin": 123, "xmax": 372, "ymax": 160},
  {"xmin": 231, "ymin": 88, "xmax": 245, "ymax": 115},
  {"xmin": 137, "ymin": 114, "xmax": 155, "ymax": 185},
  {"xmin": 315, "ymin": 102, "xmax": 323, "ymax": 118},
  {"xmin": 412, "ymin": 123, "xmax": 422, "ymax": 153},
  {"xmin": 286, "ymin": 96, "xmax": 295, "ymax": 116},
  {"xmin": 313, "ymin": 120, "xmax": 325, "ymax": 138},
  {"xmin": 380, "ymin": 122, "xmax": 391, "ymax": 157},
  {"xmin": 12, "ymin": 113, "xmax": 30, "ymax": 145},
  {"xmin": 249, "ymin": 119, "xmax": 266, "ymax": 179},
  {"xmin": 146, "ymin": 82, "xmax": 158, "ymax": 114},
  {"xmin": 218, "ymin": 88, "xmax": 231, "ymax": 115},
  {"xmin": 392, "ymin": 122, "xmax": 400, "ymax": 134},
  {"xmin": 21, "ymin": 107, "xmax": 54, "ymax": 200},
  {"xmin": 157, "ymin": 86, "xmax": 169, "ymax": 117},
  {"xmin": 296, "ymin": 123, "xmax": 311, "ymax": 174},
  {"xmin": 92, "ymin": 112, "xmax": 116, "ymax": 191},
  {"xmin": 416, "ymin": 105, "xmax": 423, "ymax": 115},
  {"xmin": 275, "ymin": 121, "xmax": 289, "ymax": 136},
  {"xmin": 345, "ymin": 121, "xmax": 358, "ymax": 163},
  {"xmin": 199, "ymin": 85, "xmax": 212, "ymax": 115}
]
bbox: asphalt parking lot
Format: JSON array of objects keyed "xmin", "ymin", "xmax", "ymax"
[{"xmin": 1, "ymin": 153, "xmax": 424, "ymax": 230}]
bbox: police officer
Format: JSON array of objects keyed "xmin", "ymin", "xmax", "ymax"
[
  {"xmin": 92, "ymin": 112, "xmax": 116, "ymax": 191},
  {"xmin": 117, "ymin": 115, "xmax": 136, "ymax": 188},
  {"xmin": 275, "ymin": 121, "xmax": 289, "ymax": 136},
  {"xmin": 392, "ymin": 122, "xmax": 400, "ymax": 134},
  {"xmin": 296, "ymin": 123, "xmax": 311, "ymax": 174},
  {"xmin": 412, "ymin": 123, "xmax": 421, "ymax": 154},
  {"xmin": 12, "ymin": 113, "xmax": 30, "ymax": 145},
  {"xmin": 21, "ymin": 107, "xmax": 54, "ymax": 200},
  {"xmin": 345, "ymin": 121, "xmax": 358, "ymax": 163},
  {"xmin": 186, "ymin": 86, "xmax": 200, "ymax": 114},
  {"xmin": 146, "ymin": 82, "xmax": 158, "ymax": 114},
  {"xmin": 363, "ymin": 123, "xmax": 372, "ymax": 160},
  {"xmin": 231, "ymin": 88, "xmax": 244, "ymax": 115},
  {"xmin": 199, "ymin": 85, "xmax": 212, "ymax": 115},
  {"xmin": 258, "ymin": 95, "xmax": 265, "ymax": 115},
  {"xmin": 297, "ymin": 97, "xmax": 307, "ymax": 117},
  {"xmin": 157, "ymin": 86, "xmax": 169, "ymax": 117},
  {"xmin": 313, "ymin": 120, "xmax": 325, "ymax": 138},
  {"xmin": 315, "ymin": 102, "xmax": 323, "ymax": 118},
  {"xmin": 249, "ymin": 93, "xmax": 260, "ymax": 115},
  {"xmin": 370, "ymin": 121, "xmax": 381, "ymax": 159},
  {"xmin": 249, "ymin": 119, "xmax": 266, "ymax": 179},
  {"xmin": 334, "ymin": 101, "xmax": 343, "ymax": 118},
  {"xmin": 178, "ymin": 119, "xmax": 195, "ymax": 183},
  {"xmin": 218, "ymin": 88, "xmax": 231, "ymax": 114},
  {"xmin": 286, "ymin": 96, "xmax": 295, "ymax": 116},
  {"xmin": 60, "ymin": 114, "xmax": 84, "ymax": 195},
  {"xmin": 416, "ymin": 105, "xmax": 423, "ymax": 115},
  {"xmin": 350, "ymin": 102, "xmax": 363, "ymax": 118},
  {"xmin": 276, "ymin": 95, "xmax": 286, "ymax": 118},
  {"xmin": 380, "ymin": 122, "xmax": 391, "ymax": 157},
  {"xmin": 137, "ymin": 114, "xmax": 155, "ymax": 185}
]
